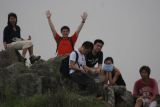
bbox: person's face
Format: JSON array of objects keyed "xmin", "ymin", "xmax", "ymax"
[
  {"xmin": 83, "ymin": 48, "xmax": 92, "ymax": 55},
  {"xmin": 61, "ymin": 29, "xmax": 70, "ymax": 37},
  {"xmin": 9, "ymin": 16, "xmax": 17, "ymax": 26},
  {"xmin": 93, "ymin": 42, "xmax": 103, "ymax": 53},
  {"xmin": 140, "ymin": 70, "xmax": 149, "ymax": 80},
  {"xmin": 104, "ymin": 60, "xmax": 112, "ymax": 65}
]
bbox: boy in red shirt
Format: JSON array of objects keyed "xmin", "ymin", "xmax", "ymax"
[
  {"xmin": 46, "ymin": 10, "xmax": 87, "ymax": 56},
  {"xmin": 133, "ymin": 66, "xmax": 159, "ymax": 107}
]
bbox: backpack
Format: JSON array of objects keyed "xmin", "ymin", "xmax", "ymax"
[
  {"xmin": 56, "ymin": 37, "xmax": 74, "ymax": 52},
  {"xmin": 59, "ymin": 51, "xmax": 79, "ymax": 78}
]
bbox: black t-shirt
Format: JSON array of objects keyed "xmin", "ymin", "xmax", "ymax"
[
  {"xmin": 3, "ymin": 25, "xmax": 21, "ymax": 44},
  {"xmin": 85, "ymin": 51, "xmax": 103, "ymax": 67},
  {"xmin": 112, "ymin": 70, "xmax": 126, "ymax": 86}
]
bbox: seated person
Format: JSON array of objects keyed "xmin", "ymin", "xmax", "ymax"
[
  {"xmin": 133, "ymin": 65, "xmax": 159, "ymax": 107},
  {"xmin": 85, "ymin": 39, "xmax": 104, "ymax": 81},
  {"xmin": 3, "ymin": 12, "xmax": 40, "ymax": 64},
  {"xmin": 69, "ymin": 41, "xmax": 97, "ymax": 94},
  {"xmin": 102, "ymin": 57, "xmax": 126, "ymax": 107}
]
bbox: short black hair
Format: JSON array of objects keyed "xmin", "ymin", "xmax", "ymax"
[
  {"xmin": 104, "ymin": 57, "xmax": 114, "ymax": 64},
  {"xmin": 82, "ymin": 41, "xmax": 93, "ymax": 50},
  {"xmin": 139, "ymin": 65, "xmax": 151, "ymax": 75},
  {"xmin": 61, "ymin": 26, "xmax": 70, "ymax": 32},
  {"xmin": 8, "ymin": 12, "xmax": 17, "ymax": 25},
  {"xmin": 94, "ymin": 39, "xmax": 104, "ymax": 45}
]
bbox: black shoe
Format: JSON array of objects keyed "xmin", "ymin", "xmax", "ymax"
[
  {"xmin": 21, "ymin": 57, "xmax": 27, "ymax": 62},
  {"xmin": 29, "ymin": 55, "xmax": 41, "ymax": 64}
]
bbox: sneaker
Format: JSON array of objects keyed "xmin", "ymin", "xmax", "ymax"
[{"xmin": 29, "ymin": 55, "xmax": 41, "ymax": 64}]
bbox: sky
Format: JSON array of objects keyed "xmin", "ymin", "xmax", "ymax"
[{"xmin": 0, "ymin": 0, "xmax": 160, "ymax": 91}]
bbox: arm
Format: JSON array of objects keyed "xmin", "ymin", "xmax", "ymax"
[
  {"xmin": 109, "ymin": 67, "xmax": 121, "ymax": 85},
  {"xmin": 46, "ymin": 10, "xmax": 57, "ymax": 37},
  {"xmin": 150, "ymin": 95, "xmax": 157, "ymax": 101},
  {"xmin": 150, "ymin": 79, "xmax": 159, "ymax": 101},
  {"xmin": 83, "ymin": 64, "xmax": 102, "ymax": 73},
  {"xmin": 69, "ymin": 60, "xmax": 84, "ymax": 72},
  {"xmin": 75, "ymin": 12, "xmax": 88, "ymax": 35},
  {"xmin": 69, "ymin": 51, "xmax": 85, "ymax": 73}
]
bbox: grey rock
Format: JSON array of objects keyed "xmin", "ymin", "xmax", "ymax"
[{"xmin": 16, "ymin": 73, "xmax": 41, "ymax": 97}]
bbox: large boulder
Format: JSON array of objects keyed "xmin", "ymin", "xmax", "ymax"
[
  {"xmin": 16, "ymin": 73, "xmax": 41, "ymax": 96},
  {"xmin": 0, "ymin": 49, "xmax": 20, "ymax": 68},
  {"xmin": 0, "ymin": 50, "xmax": 150, "ymax": 107}
]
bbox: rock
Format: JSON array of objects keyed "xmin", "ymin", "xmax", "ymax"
[
  {"xmin": 0, "ymin": 62, "xmax": 29, "ymax": 95},
  {"xmin": 0, "ymin": 49, "xmax": 159, "ymax": 107},
  {"xmin": 16, "ymin": 73, "xmax": 41, "ymax": 97},
  {"xmin": 0, "ymin": 49, "xmax": 20, "ymax": 68},
  {"xmin": 116, "ymin": 91, "xmax": 134, "ymax": 107}
]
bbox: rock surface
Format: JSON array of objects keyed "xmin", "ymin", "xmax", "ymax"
[{"xmin": 0, "ymin": 49, "xmax": 159, "ymax": 107}]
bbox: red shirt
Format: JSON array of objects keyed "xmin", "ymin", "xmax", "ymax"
[
  {"xmin": 54, "ymin": 32, "xmax": 78, "ymax": 56},
  {"xmin": 133, "ymin": 78, "xmax": 159, "ymax": 98}
]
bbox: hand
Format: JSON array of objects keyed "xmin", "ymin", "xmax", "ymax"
[
  {"xmin": 4, "ymin": 44, "xmax": 7, "ymax": 49},
  {"xmin": 95, "ymin": 67, "xmax": 101, "ymax": 73},
  {"xmin": 83, "ymin": 66, "xmax": 89, "ymax": 72},
  {"xmin": 81, "ymin": 12, "xmax": 88, "ymax": 22},
  {"xmin": 80, "ymin": 67, "xmax": 86, "ymax": 73},
  {"xmin": 28, "ymin": 35, "xmax": 31, "ymax": 40},
  {"xmin": 46, "ymin": 10, "xmax": 52, "ymax": 19}
]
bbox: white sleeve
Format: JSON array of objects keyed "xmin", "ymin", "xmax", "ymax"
[{"xmin": 69, "ymin": 51, "xmax": 76, "ymax": 63}]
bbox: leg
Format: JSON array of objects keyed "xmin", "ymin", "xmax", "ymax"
[
  {"xmin": 22, "ymin": 48, "xmax": 28, "ymax": 58},
  {"xmin": 22, "ymin": 40, "xmax": 40, "ymax": 64},
  {"xmin": 149, "ymin": 101, "xmax": 157, "ymax": 107},
  {"xmin": 28, "ymin": 45, "xmax": 33, "ymax": 56},
  {"xmin": 105, "ymin": 72, "xmax": 109, "ymax": 84}
]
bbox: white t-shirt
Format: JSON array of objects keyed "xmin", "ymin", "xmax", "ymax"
[{"xmin": 69, "ymin": 49, "xmax": 86, "ymax": 74}]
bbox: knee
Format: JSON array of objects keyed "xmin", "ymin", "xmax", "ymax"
[
  {"xmin": 24, "ymin": 40, "xmax": 33, "ymax": 48},
  {"xmin": 27, "ymin": 41, "xmax": 33, "ymax": 46}
]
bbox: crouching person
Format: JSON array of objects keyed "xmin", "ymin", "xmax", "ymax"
[
  {"xmin": 3, "ymin": 12, "xmax": 40, "ymax": 64},
  {"xmin": 133, "ymin": 66, "xmax": 159, "ymax": 107},
  {"xmin": 102, "ymin": 57, "xmax": 126, "ymax": 107}
]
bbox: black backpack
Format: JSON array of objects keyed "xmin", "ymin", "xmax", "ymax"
[{"xmin": 59, "ymin": 51, "xmax": 79, "ymax": 78}]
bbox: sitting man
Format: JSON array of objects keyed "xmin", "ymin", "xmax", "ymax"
[
  {"xmin": 102, "ymin": 57, "xmax": 126, "ymax": 107},
  {"xmin": 3, "ymin": 12, "xmax": 40, "ymax": 64},
  {"xmin": 133, "ymin": 65, "xmax": 159, "ymax": 107},
  {"xmin": 85, "ymin": 39, "xmax": 104, "ymax": 81},
  {"xmin": 69, "ymin": 41, "xmax": 97, "ymax": 94}
]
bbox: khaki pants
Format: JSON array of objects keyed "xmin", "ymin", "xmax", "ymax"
[{"xmin": 7, "ymin": 40, "xmax": 33, "ymax": 50}]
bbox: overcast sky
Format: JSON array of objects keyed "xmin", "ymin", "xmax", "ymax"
[{"xmin": 0, "ymin": 0, "xmax": 160, "ymax": 91}]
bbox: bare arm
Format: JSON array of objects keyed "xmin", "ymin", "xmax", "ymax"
[
  {"xmin": 46, "ymin": 10, "xmax": 57, "ymax": 37},
  {"xmin": 85, "ymin": 64, "xmax": 102, "ymax": 73},
  {"xmin": 75, "ymin": 12, "xmax": 88, "ymax": 35},
  {"xmin": 109, "ymin": 67, "xmax": 121, "ymax": 85},
  {"xmin": 69, "ymin": 60, "xmax": 85, "ymax": 73},
  {"xmin": 150, "ymin": 95, "xmax": 157, "ymax": 101}
]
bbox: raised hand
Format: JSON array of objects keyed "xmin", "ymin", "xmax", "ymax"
[
  {"xmin": 46, "ymin": 10, "xmax": 52, "ymax": 19},
  {"xmin": 81, "ymin": 12, "xmax": 88, "ymax": 22},
  {"xmin": 28, "ymin": 35, "xmax": 31, "ymax": 40}
]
